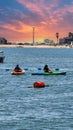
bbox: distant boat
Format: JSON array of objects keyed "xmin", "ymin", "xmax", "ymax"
[{"xmin": 0, "ymin": 51, "xmax": 5, "ymax": 63}]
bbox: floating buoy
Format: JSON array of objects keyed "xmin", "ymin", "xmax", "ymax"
[{"xmin": 33, "ymin": 81, "xmax": 45, "ymax": 88}]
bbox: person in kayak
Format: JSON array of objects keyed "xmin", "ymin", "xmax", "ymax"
[
  {"xmin": 43, "ymin": 64, "xmax": 52, "ymax": 72},
  {"xmin": 14, "ymin": 64, "xmax": 22, "ymax": 72}
]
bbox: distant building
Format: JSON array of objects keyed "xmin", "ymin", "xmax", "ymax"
[
  {"xmin": 59, "ymin": 32, "xmax": 73, "ymax": 45},
  {"xmin": 0, "ymin": 37, "xmax": 7, "ymax": 44},
  {"xmin": 44, "ymin": 39, "xmax": 54, "ymax": 45}
]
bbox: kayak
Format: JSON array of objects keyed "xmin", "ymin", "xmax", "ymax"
[
  {"xmin": 11, "ymin": 70, "xmax": 25, "ymax": 75},
  {"xmin": 32, "ymin": 71, "xmax": 66, "ymax": 75}
]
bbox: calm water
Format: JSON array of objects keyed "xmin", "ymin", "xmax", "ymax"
[{"xmin": 0, "ymin": 47, "xmax": 73, "ymax": 130}]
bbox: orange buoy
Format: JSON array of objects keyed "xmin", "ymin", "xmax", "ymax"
[{"xmin": 33, "ymin": 81, "xmax": 45, "ymax": 88}]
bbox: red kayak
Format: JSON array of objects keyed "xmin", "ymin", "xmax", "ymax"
[{"xmin": 11, "ymin": 70, "xmax": 25, "ymax": 75}]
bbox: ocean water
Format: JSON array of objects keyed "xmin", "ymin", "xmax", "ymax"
[{"xmin": 0, "ymin": 47, "xmax": 73, "ymax": 130}]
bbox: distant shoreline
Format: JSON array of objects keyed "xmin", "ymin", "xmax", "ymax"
[{"xmin": 0, "ymin": 44, "xmax": 72, "ymax": 48}]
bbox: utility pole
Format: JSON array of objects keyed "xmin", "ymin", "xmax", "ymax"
[{"xmin": 32, "ymin": 27, "xmax": 35, "ymax": 45}]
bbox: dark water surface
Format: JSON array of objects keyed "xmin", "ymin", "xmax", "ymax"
[{"xmin": 0, "ymin": 47, "xmax": 73, "ymax": 130}]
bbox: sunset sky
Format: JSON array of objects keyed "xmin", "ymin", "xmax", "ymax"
[{"xmin": 0, "ymin": 0, "xmax": 73, "ymax": 43}]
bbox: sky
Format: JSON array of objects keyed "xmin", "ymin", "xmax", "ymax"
[{"xmin": 0, "ymin": 0, "xmax": 73, "ymax": 43}]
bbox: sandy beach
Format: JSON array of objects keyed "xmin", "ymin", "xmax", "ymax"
[{"xmin": 0, "ymin": 44, "xmax": 71, "ymax": 48}]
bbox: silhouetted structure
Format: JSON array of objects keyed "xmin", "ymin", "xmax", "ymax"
[
  {"xmin": 32, "ymin": 27, "xmax": 35, "ymax": 45},
  {"xmin": 59, "ymin": 32, "xmax": 73, "ymax": 45},
  {"xmin": 0, "ymin": 37, "xmax": 7, "ymax": 44},
  {"xmin": 56, "ymin": 32, "xmax": 59, "ymax": 44}
]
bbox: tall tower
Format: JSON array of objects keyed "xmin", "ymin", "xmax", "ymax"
[
  {"xmin": 32, "ymin": 27, "xmax": 35, "ymax": 45},
  {"xmin": 56, "ymin": 32, "xmax": 59, "ymax": 45}
]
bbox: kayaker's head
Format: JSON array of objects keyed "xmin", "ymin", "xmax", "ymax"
[
  {"xmin": 16, "ymin": 64, "xmax": 19, "ymax": 67},
  {"xmin": 45, "ymin": 64, "xmax": 48, "ymax": 67}
]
